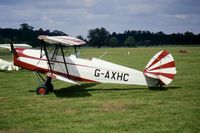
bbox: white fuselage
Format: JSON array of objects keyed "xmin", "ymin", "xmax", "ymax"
[{"xmin": 14, "ymin": 48, "xmax": 158, "ymax": 86}]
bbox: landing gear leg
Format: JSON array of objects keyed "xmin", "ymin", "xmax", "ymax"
[
  {"xmin": 45, "ymin": 76, "xmax": 54, "ymax": 92},
  {"xmin": 33, "ymin": 72, "xmax": 54, "ymax": 95}
]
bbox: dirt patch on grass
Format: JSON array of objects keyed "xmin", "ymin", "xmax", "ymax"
[
  {"xmin": 64, "ymin": 109, "xmax": 79, "ymax": 114},
  {"xmin": 179, "ymin": 50, "xmax": 188, "ymax": 53},
  {"xmin": 0, "ymin": 128, "xmax": 26, "ymax": 133},
  {"xmin": 0, "ymin": 97, "xmax": 13, "ymax": 103},
  {"xmin": 101, "ymin": 101, "xmax": 127, "ymax": 112}
]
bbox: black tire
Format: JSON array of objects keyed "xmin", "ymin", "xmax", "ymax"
[{"xmin": 36, "ymin": 85, "xmax": 48, "ymax": 95}]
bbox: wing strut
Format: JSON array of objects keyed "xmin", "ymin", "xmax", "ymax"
[
  {"xmin": 60, "ymin": 44, "xmax": 69, "ymax": 78},
  {"xmin": 74, "ymin": 46, "xmax": 77, "ymax": 56},
  {"xmin": 43, "ymin": 42, "xmax": 53, "ymax": 74},
  {"xmin": 40, "ymin": 43, "xmax": 43, "ymax": 58},
  {"xmin": 51, "ymin": 45, "xmax": 59, "ymax": 60}
]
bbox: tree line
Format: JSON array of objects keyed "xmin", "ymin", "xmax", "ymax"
[
  {"xmin": 0, "ymin": 23, "xmax": 200, "ymax": 48},
  {"xmin": 0, "ymin": 23, "xmax": 67, "ymax": 47},
  {"xmin": 87, "ymin": 27, "xmax": 200, "ymax": 48}
]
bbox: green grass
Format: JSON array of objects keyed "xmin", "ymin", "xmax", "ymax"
[{"xmin": 0, "ymin": 47, "xmax": 200, "ymax": 133}]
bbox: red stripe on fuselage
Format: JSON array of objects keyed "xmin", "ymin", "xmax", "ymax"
[
  {"xmin": 15, "ymin": 57, "xmax": 96, "ymax": 82},
  {"xmin": 15, "ymin": 48, "xmax": 97, "ymax": 69},
  {"xmin": 13, "ymin": 48, "xmax": 96, "ymax": 82}
]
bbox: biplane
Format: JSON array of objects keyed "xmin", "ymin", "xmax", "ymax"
[{"xmin": 2, "ymin": 35, "xmax": 177, "ymax": 95}]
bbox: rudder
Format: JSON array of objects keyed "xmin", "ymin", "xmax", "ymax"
[{"xmin": 144, "ymin": 50, "xmax": 177, "ymax": 86}]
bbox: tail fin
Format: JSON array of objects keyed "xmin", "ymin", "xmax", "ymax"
[{"xmin": 144, "ymin": 50, "xmax": 177, "ymax": 86}]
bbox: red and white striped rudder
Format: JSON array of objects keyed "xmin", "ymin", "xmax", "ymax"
[{"xmin": 144, "ymin": 50, "xmax": 177, "ymax": 86}]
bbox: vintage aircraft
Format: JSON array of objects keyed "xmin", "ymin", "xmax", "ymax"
[{"xmin": 5, "ymin": 35, "xmax": 176, "ymax": 95}]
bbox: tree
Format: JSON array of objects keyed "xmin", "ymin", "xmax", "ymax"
[
  {"xmin": 87, "ymin": 27, "xmax": 110, "ymax": 48},
  {"xmin": 20, "ymin": 23, "xmax": 34, "ymax": 31},
  {"xmin": 38, "ymin": 28, "xmax": 44, "ymax": 32},
  {"xmin": 143, "ymin": 40, "xmax": 151, "ymax": 47},
  {"xmin": 52, "ymin": 30, "xmax": 67, "ymax": 36},
  {"xmin": 77, "ymin": 35, "xmax": 84, "ymax": 40},
  {"xmin": 109, "ymin": 37, "xmax": 119, "ymax": 47},
  {"xmin": 124, "ymin": 36, "xmax": 136, "ymax": 47},
  {"xmin": 77, "ymin": 35, "xmax": 87, "ymax": 44}
]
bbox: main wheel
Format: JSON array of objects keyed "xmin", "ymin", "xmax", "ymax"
[{"xmin": 36, "ymin": 85, "xmax": 48, "ymax": 95}]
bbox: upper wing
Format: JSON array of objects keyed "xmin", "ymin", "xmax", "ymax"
[
  {"xmin": 38, "ymin": 35, "xmax": 86, "ymax": 46},
  {"xmin": 0, "ymin": 44, "xmax": 32, "ymax": 50}
]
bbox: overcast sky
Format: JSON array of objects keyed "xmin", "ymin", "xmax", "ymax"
[{"xmin": 0, "ymin": 0, "xmax": 199, "ymax": 37}]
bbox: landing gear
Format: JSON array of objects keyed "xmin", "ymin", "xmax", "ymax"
[
  {"xmin": 36, "ymin": 85, "xmax": 48, "ymax": 95},
  {"xmin": 33, "ymin": 72, "xmax": 54, "ymax": 95},
  {"xmin": 46, "ymin": 82, "xmax": 54, "ymax": 92},
  {"xmin": 44, "ymin": 76, "xmax": 54, "ymax": 93},
  {"xmin": 36, "ymin": 83, "xmax": 54, "ymax": 95}
]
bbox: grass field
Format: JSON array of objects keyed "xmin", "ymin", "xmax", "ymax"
[{"xmin": 0, "ymin": 47, "xmax": 199, "ymax": 133}]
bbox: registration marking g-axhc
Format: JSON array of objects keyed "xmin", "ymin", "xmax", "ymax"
[{"xmin": 94, "ymin": 69, "xmax": 129, "ymax": 81}]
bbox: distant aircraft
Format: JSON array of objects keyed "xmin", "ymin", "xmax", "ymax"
[
  {"xmin": 0, "ymin": 58, "xmax": 19, "ymax": 71},
  {"xmin": 0, "ymin": 44, "xmax": 32, "ymax": 71},
  {"xmin": 1, "ymin": 35, "xmax": 176, "ymax": 95}
]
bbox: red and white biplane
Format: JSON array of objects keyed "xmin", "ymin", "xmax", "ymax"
[{"xmin": 1, "ymin": 35, "xmax": 177, "ymax": 95}]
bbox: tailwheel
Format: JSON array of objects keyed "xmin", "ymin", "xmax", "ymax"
[{"xmin": 36, "ymin": 85, "xmax": 49, "ymax": 95}]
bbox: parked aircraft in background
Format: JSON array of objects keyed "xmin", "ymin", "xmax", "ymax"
[{"xmin": 0, "ymin": 44, "xmax": 32, "ymax": 71}]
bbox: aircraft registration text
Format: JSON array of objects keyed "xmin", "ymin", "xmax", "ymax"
[{"xmin": 94, "ymin": 69, "xmax": 129, "ymax": 81}]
